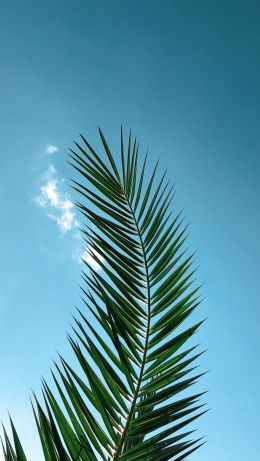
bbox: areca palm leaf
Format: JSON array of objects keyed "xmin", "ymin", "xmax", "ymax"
[{"xmin": 2, "ymin": 128, "xmax": 206, "ymax": 461}]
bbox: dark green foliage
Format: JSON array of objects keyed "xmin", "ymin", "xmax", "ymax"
[{"xmin": 1, "ymin": 128, "xmax": 206, "ymax": 460}]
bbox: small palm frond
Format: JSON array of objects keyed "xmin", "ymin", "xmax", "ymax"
[{"xmin": 2, "ymin": 128, "xmax": 206, "ymax": 461}]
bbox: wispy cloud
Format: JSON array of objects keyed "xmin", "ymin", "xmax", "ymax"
[
  {"xmin": 34, "ymin": 164, "xmax": 78, "ymax": 234},
  {"xmin": 73, "ymin": 247, "xmax": 105, "ymax": 271},
  {"xmin": 46, "ymin": 144, "xmax": 58, "ymax": 154},
  {"xmin": 34, "ymin": 159, "xmax": 102, "ymax": 271}
]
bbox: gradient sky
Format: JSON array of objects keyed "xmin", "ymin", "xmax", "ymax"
[{"xmin": 0, "ymin": 1, "xmax": 259, "ymax": 460}]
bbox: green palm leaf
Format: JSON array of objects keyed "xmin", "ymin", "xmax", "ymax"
[{"xmin": 2, "ymin": 128, "xmax": 206, "ymax": 461}]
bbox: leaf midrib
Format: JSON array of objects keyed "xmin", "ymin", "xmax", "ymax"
[{"xmin": 112, "ymin": 193, "xmax": 151, "ymax": 461}]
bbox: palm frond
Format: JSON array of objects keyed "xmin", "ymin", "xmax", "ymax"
[{"xmin": 2, "ymin": 128, "xmax": 206, "ymax": 461}]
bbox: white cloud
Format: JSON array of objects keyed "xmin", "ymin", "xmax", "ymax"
[
  {"xmin": 36, "ymin": 180, "xmax": 59, "ymax": 207},
  {"xmin": 46, "ymin": 145, "xmax": 58, "ymax": 154},
  {"xmin": 34, "ymin": 161, "xmax": 102, "ymax": 271},
  {"xmin": 74, "ymin": 247, "xmax": 104, "ymax": 271},
  {"xmin": 48, "ymin": 208, "xmax": 75, "ymax": 233},
  {"xmin": 82, "ymin": 248, "xmax": 104, "ymax": 270},
  {"xmin": 34, "ymin": 163, "xmax": 79, "ymax": 234}
]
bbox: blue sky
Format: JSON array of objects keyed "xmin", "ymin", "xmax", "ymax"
[{"xmin": 0, "ymin": 0, "xmax": 259, "ymax": 459}]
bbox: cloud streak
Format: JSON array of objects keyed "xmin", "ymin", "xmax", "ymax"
[
  {"xmin": 34, "ymin": 155, "xmax": 102, "ymax": 271},
  {"xmin": 34, "ymin": 164, "xmax": 78, "ymax": 234},
  {"xmin": 73, "ymin": 247, "xmax": 105, "ymax": 271},
  {"xmin": 46, "ymin": 145, "xmax": 58, "ymax": 154}
]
